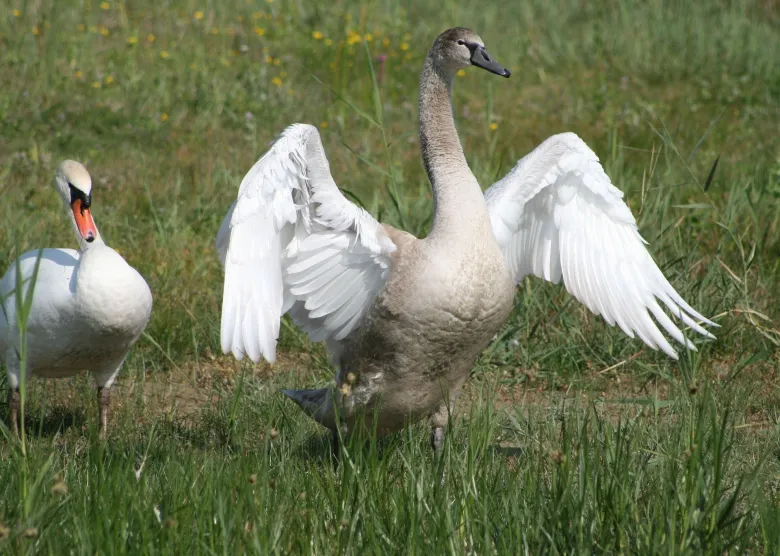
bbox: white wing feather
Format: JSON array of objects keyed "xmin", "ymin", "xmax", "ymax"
[
  {"xmin": 485, "ymin": 133, "xmax": 716, "ymax": 359},
  {"xmin": 218, "ymin": 124, "xmax": 395, "ymax": 363}
]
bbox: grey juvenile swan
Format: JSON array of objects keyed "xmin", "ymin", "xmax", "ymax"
[{"xmin": 216, "ymin": 28, "xmax": 716, "ymax": 451}]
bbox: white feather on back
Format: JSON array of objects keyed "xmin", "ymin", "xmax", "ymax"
[
  {"xmin": 218, "ymin": 124, "xmax": 395, "ymax": 363},
  {"xmin": 484, "ymin": 133, "xmax": 716, "ymax": 359}
]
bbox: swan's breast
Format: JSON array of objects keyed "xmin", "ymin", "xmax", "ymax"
[
  {"xmin": 0, "ymin": 247, "xmax": 148, "ymax": 375},
  {"xmin": 338, "ymin": 240, "xmax": 515, "ymax": 426},
  {"xmin": 76, "ymin": 247, "xmax": 153, "ymax": 336}
]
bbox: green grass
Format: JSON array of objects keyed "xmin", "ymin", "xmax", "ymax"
[{"xmin": 1, "ymin": 0, "xmax": 779, "ymax": 552}]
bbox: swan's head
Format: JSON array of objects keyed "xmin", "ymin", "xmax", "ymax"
[
  {"xmin": 431, "ymin": 27, "xmax": 510, "ymax": 78},
  {"xmin": 55, "ymin": 160, "xmax": 98, "ymax": 243}
]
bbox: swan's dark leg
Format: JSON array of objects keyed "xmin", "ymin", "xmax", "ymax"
[
  {"xmin": 331, "ymin": 428, "xmax": 340, "ymax": 460},
  {"xmin": 430, "ymin": 378, "xmax": 468, "ymax": 456},
  {"xmin": 430, "ymin": 401, "xmax": 451, "ymax": 457},
  {"xmin": 97, "ymin": 386, "xmax": 110, "ymax": 437},
  {"xmin": 7, "ymin": 388, "xmax": 20, "ymax": 436},
  {"xmin": 431, "ymin": 425, "xmax": 445, "ymax": 454}
]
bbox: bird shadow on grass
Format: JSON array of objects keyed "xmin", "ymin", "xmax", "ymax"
[
  {"xmin": 288, "ymin": 426, "xmax": 525, "ymax": 463},
  {"xmin": 490, "ymin": 444, "xmax": 524, "ymax": 458},
  {"xmin": 15, "ymin": 405, "xmax": 89, "ymax": 438},
  {"xmin": 289, "ymin": 428, "xmax": 404, "ymax": 464},
  {"xmin": 291, "ymin": 432, "xmax": 339, "ymax": 463}
]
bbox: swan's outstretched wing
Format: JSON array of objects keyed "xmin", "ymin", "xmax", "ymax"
[
  {"xmin": 218, "ymin": 124, "xmax": 396, "ymax": 363},
  {"xmin": 484, "ymin": 133, "xmax": 716, "ymax": 359}
]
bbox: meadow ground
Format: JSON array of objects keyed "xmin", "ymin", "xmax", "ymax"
[{"xmin": 0, "ymin": 0, "xmax": 779, "ymax": 553}]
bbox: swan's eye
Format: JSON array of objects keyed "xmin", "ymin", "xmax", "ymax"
[
  {"xmin": 69, "ymin": 183, "xmax": 92, "ymax": 209},
  {"xmin": 457, "ymin": 39, "xmax": 465, "ymax": 46}
]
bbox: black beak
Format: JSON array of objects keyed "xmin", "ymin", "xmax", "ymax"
[{"xmin": 469, "ymin": 45, "xmax": 511, "ymax": 78}]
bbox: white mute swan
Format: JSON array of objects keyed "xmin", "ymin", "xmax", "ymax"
[
  {"xmin": 216, "ymin": 28, "xmax": 716, "ymax": 451},
  {"xmin": 1, "ymin": 160, "xmax": 153, "ymax": 435}
]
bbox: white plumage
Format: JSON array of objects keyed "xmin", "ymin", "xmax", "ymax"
[
  {"xmin": 484, "ymin": 133, "xmax": 716, "ymax": 358},
  {"xmin": 1, "ymin": 160, "xmax": 152, "ymax": 434},
  {"xmin": 217, "ymin": 124, "xmax": 395, "ymax": 363},
  {"xmin": 219, "ymin": 128, "xmax": 715, "ymax": 366}
]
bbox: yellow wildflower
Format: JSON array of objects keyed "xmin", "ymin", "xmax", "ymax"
[
  {"xmin": 92, "ymin": 81, "xmax": 101, "ymax": 89},
  {"xmin": 405, "ymin": 52, "xmax": 412, "ymax": 60},
  {"xmin": 312, "ymin": 30, "xmax": 323, "ymax": 40},
  {"xmin": 13, "ymin": 9, "xmax": 21, "ymax": 17},
  {"xmin": 194, "ymin": 10, "xmax": 204, "ymax": 20},
  {"xmin": 324, "ymin": 38, "xmax": 333, "ymax": 46},
  {"xmin": 160, "ymin": 50, "xmax": 169, "ymax": 59},
  {"xmin": 319, "ymin": 121, "xmax": 328, "ymax": 129},
  {"xmin": 271, "ymin": 76, "xmax": 282, "ymax": 86},
  {"xmin": 456, "ymin": 69, "xmax": 466, "ymax": 77},
  {"xmin": 211, "ymin": 27, "xmax": 218, "ymax": 35},
  {"xmin": 147, "ymin": 33, "xmax": 155, "ymax": 42},
  {"xmin": 189, "ymin": 63, "xmax": 197, "ymax": 70},
  {"xmin": 99, "ymin": 25, "xmax": 109, "ymax": 36},
  {"xmin": 252, "ymin": 12, "xmax": 263, "ymax": 20},
  {"xmin": 364, "ymin": 33, "xmax": 373, "ymax": 42},
  {"xmin": 346, "ymin": 30, "xmax": 361, "ymax": 45},
  {"xmin": 100, "ymin": 1, "xmax": 109, "ymax": 9},
  {"xmin": 382, "ymin": 37, "xmax": 390, "ymax": 47},
  {"xmin": 32, "ymin": 26, "xmax": 40, "ymax": 35},
  {"xmin": 160, "ymin": 113, "xmax": 168, "ymax": 122},
  {"xmin": 272, "ymin": 58, "xmax": 280, "ymax": 65},
  {"xmin": 254, "ymin": 27, "xmax": 265, "ymax": 36},
  {"xmin": 74, "ymin": 70, "xmax": 83, "ymax": 78},
  {"xmin": 400, "ymin": 42, "xmax": 409, "ymax": 51},
  {"xmin": 489, "ymin": 122, "xmax": 498, "ymax": 131},
  {"xmin": 127, "ymin": 36, "xmax": 138, "ymax": 45},
  {"xmin": 104, "ymin": 75, "xmax": 114, "ymax": 85},
  {"xmin": 266, "ymin": 0, "xmax": 274, "ymax": 3}
]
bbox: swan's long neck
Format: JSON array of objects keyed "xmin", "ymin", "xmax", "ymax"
[{"xmin": 419, "ymin": 56, "xmax": 491, "ymax": 241}]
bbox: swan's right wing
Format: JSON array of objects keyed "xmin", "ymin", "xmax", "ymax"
[
  {"xmin": 218, "ymin": 124, "xmax": 396, "ymax": 364},
  {"xmin": 485, "ymin": 133, "xmax": 716, "ymax": 359}
]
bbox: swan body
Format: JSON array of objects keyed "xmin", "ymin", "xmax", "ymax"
[
  {"xmin": 1, "ymin": 160, "xmax": 152, "ymax": 434},
  {"xmin": 217, "ymin": 28, "xmax": 716, "ymax": 447}
]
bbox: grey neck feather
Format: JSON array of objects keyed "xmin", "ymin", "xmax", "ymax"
[{"xmin": 418, "ymin": 56, "xmax": 491, "ymax": 241}]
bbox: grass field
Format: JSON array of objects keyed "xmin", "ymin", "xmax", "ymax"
[{"xmin": 1, "ymin": 0, "xmax": 779, "ymax": 552}]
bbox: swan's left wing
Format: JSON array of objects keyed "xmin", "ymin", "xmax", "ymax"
[
  {"xmin": 217, "ymin": 124, "xmax": 396, "ymax": 364},
  {"xmin": 484, "ymin": 133, "xmax": 716, "ymax": 359}
]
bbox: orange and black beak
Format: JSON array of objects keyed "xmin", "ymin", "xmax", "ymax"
[{"xmin": 69, "ymin": 185, "xmax": 98, "ymax": 242}]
